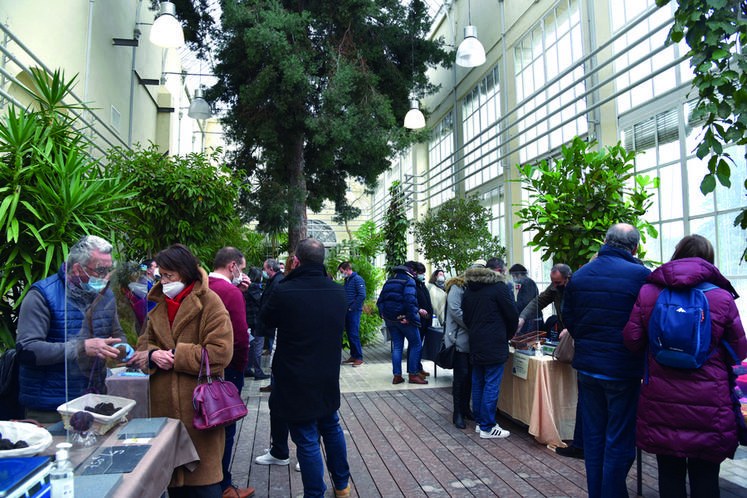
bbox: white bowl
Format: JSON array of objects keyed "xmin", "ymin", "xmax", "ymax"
[{"xmin": 0, "ymin": 421, "xmax": 53, "ymax": 458}]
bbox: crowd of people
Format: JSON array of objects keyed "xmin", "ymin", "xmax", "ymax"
[{"xmin": 8, "ymin": 222, "xmax": 747, "ymax": 498}]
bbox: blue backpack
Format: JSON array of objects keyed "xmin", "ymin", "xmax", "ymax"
[{"xmin": 648, "ymin": 282, "xmax": 719, "ymax": 369}]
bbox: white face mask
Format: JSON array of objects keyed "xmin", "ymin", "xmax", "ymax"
[
  {"xmin": 162, "ymin": 281, "xmax": 185, "ymax": 299},
  {"xmin": 231, "ymin": 267, "xmax": 242, "ymax": 286},
  {"xmin": 437, "ymin": 276, "xmax": 445, "ymax": 283}
]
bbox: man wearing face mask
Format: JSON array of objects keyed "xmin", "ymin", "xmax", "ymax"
[
  {"xmin": 516, "ymin": 263, "xmax": 572, "ymax": 337},
  {"xmin": 15, "ymin": 235, "xmax": 130, "ymax": 422},
  {"xmin": 208, "ymin": 247, "xmax": 253, "ymax": 498}
]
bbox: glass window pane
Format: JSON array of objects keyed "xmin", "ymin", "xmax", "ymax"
[
  {"xmin": 686, "ymin": 159, "xmax": 714, "ymax": 216},
  {"xmin": 718, "ymin": 214, "xmax": 747, "ymax": 276},
  {"xmin": 658, "ymin": 164, "xmax": 684, "ymax": 220}
]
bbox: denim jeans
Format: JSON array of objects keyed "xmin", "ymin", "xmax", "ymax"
[
  {"xmin": 221, "ymin": 366, "xmax": 244, "ymax": 490},
  {"xmin": 472, "ymin": 363, "xmax": 506, "ymax": 431},
  {"xmin": 578, "ymin": 373, "xmax": 641, "ymax": 498},
  {"xmin": 345, "ymin": 310, "xmax": 363, "ymax": 360},
  {"xmin": 246, "ymin": 329, "xmax": 265, "ymax": 375},
  {"xmin": 288, "ymin": 412, "xmax": 350, "ymax": 498},
  {"xmin": 387, "ymin": 320, "xmax": 421, "ymax": 375},
  {"xmin": 572, "ymin": 382, "xmax": 584, "ymax": 448}
]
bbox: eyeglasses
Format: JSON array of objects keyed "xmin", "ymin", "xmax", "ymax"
[{"xmin": 86, "ymin": 266, "xmax": 113, "ymax": 277}]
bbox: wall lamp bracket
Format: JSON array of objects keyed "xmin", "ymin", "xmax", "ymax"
[
  {"xmin": 157, "ymin": 107, "xmax": 175, "ymax": 113},
  {"xmin": 113, "ymin": 38, "xmax": 139, "ymax": 47}
]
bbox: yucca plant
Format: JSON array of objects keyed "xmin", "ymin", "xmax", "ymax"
[{"xmin": 0, "ymin": 68, "xmax": 134, "ymax": 349}]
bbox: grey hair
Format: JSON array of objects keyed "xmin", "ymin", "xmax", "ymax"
[
  {"xmin": 550, "ymin": 263, "xmax": 572, "ymax": 278},
  {"xmin": 264, "ymin": 258, "xmax": 281, "ymax": 272},
  {"xmin": 67, "ymin": 235, "xmax": 113, "ymax": 267},
  {"xmin": 605, "ymin": 223, "xmax": 640, "ymax": 254}
]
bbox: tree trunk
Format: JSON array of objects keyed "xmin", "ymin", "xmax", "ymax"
[{"xmin": 287, "ymin": 136, "xmax": 307, "ymax": 252}]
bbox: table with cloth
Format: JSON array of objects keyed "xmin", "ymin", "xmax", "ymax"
[
  {"xmin": 497, "ymin": 350, "xmax": 578, "ymax": 448},
  {"xmin": 42, "ymin": 418, "xmax": 199, "ymax": 498}
]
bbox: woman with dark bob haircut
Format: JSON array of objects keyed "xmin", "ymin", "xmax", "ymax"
[
  {"xmin": 623, "ymin": 234, "xmax": 746, "ymax": 497},
  {"xmin": 137, "ymin": 244, "xmax": 233, "ymax": 498}
]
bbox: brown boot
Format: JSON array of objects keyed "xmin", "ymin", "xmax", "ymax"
[
  {"xmin": 409, "ymin": 373, "xmax": 428, "ymax": 384},
  {"xmin": 392, "ymin": 375, "xmax": 405, "ymax": 384}
]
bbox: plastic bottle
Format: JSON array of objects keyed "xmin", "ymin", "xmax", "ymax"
[
  {"xmin": 535, "ymin": 344, "xmax": 544, "ymax": 357},
  {"xmin": 50, "ymin": 442, "xmax": 74, "ymax": 498}
]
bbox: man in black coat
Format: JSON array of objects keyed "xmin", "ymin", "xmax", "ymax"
[
  {"xmin": 462, "ymin": 258, "xmax": 519, "ymax": 439},
  {"xmin": 260, "ymin": 239, "xmax": 351, "ymax": 497}
]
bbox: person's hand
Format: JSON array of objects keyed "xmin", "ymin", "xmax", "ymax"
[
  {"xmin": 127, "ymin": 350, "xmax": 148, "ymax": 370},
  {"xmin": 516, "ymin": 317, "xmax": 525, "ymax": 334},
  {"xmin": 559, "ymin": 328, "xmax": 569, "ymax": 339},
  {"xmin": 84, "ymin": 338, "xmax": 122, "ymax": 359},
  {"xmin": 418, "ymin": 308, "xmax": 428, "ymax": 317},
  {"xmin": 237, "ymin": 273, "xmax": 250, "ymax": 292},
  {"xmin": 400, "ymin": 318, "xmax": 409, "ymax": 324},
  {"xmin": 150, "ymin": 349, "xmax": 175, "ymax": 370}
]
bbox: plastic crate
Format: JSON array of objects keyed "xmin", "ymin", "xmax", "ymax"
[{"xmin": 57, "ymin": 393, "xmax": 136, "ymax": 435}]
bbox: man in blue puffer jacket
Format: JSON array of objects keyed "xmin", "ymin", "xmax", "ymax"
[
  {"xmin": 339, "ymin": 261, "xmax": 366, "ymax": 367},
  {"xmin": 16, "ymin": 235, "xmax": 129, "ymax": 422},
  {"xmin": 562, "ymin": 223, "xmax": 651, "ymax": 498},
  {"xmin": 377, "ymin": 265, "xmax": 428, "ymax": 385}
]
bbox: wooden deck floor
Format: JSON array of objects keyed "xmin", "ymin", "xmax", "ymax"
[{"xmin": 227, "ymin": 340, "xmax": 747, "ymax": 497}]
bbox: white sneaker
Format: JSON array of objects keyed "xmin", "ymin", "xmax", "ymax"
[
  {"xmin": 295, "ymin": 462, "xmax": 301, "ymax": 472},
  {"xmin": 254, "ymin": 450, "xmax": 290, "ymax": 466},
  {"xmin": 475, "ymin": 425, "xmax": 481, "ymax": 433},
  {"xmin": 480, "ymin": 425, "xmax": 510, "ymax": 439}
]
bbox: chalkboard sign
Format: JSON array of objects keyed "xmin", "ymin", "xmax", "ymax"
[{"xmin": 78, "ymin": 445, "xmax": 151, "ymax": 475}]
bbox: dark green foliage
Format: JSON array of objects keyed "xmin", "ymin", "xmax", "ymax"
[
  {"xmin": 412, "ymin": 196, "xmax": 506, "ymax": 275},
  {"xmin": 514, "ymin": 137, "xmax": 659, "ymax": 270},
  {"xmin": 105, "ymin": 143, "xmax": 243, "ymax": 266},
  {"xmin": 382, "ymin": 182, "xmax": 409, "ymax": 275},
  {"xmin": 0, "ymin": 69, "xmax": 134, "ymax": 348},
  {"xmin": 657, "ymin": 0, "xmax": 747, "ymax": 260},
  {"xmin": 209, "ymin": 0, "xmax": 451, "ymax": 248}
]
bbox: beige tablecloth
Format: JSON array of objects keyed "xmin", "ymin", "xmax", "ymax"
[
  {"xmin": 497, "ymin": 352, "xmax": 578, "ymax": 447},
  {"xmin": 45, "ymin": 418, "xmax": 199, "ymax": 498}
]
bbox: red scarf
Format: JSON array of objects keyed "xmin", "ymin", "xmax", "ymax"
[{"xmin": 164, "ymin": 281, "xmax": 196, "ymax": 326}]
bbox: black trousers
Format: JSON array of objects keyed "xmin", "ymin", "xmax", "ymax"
[
  {"xmin": 656, "ymin": 454, "xmax": 721, "ymax": 498},
  {"xmin": 167, "ymin": 483, "xmax": 222, "ymax": 498},
  {"xmin": 452, "ymin": 351, "xmax": 472, "ymax": 415}
]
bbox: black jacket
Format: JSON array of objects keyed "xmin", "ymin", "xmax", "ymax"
[
  {"xmin": 414, "ymin": 278, "xmax": 433, "ymax": 330},
  {"xmin": 243, "ymin": 283, "xmax": 262, "ymax": 330},
  {"xmin": 254, "ymin": 271, "xmax": 283, "ymax": 337},
  {"xmin": 260, "ymin": 263, "xmax": 347, "ymax": 423},
  {"xmin": 462, "ymin": 267, "xmax": 519, "ymax": 365}
]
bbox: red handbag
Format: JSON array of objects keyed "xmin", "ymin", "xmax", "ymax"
[{"xmin": 192, "ymin": 348, "xmax": 248, "ymax": 430}]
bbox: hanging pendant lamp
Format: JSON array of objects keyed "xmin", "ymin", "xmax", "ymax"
[
  {"xmin": 150, "ymin": 2, "xmax": 185, "ymax": 48},
  {"xmin": 188, "ymin": 87, "xmax": 212, "ymax": 120},
  {"xmin": 404, "ymin": 99, "xmax": 426, "ymax": 129}
]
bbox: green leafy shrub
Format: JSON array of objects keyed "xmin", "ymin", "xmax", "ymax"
[
  {"xmin": 0, "ymin": 69, "xmax": 134, "ymax": 348},
  {"xmin": 514, "ymin": 137, "xmax": 659, "ymax": 269}
]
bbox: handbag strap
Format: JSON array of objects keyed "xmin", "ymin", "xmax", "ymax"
[{"xmin": 198, "ymin": 348, "xmax": 212, "ymax": 383}]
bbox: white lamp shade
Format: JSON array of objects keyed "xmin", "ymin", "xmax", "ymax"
[
  {"xmin": 404, "ymin": 100, "xmax": 426, "ymax": 129},
  {"xmin": 150, "ymin": 2, "xmax": 185, "ymax": 48},
  {"xmin": 456, "ymin": 25, "xmax": 486, "ymax": 67},
  {"xmin": 188, "ymin": 88, "xmax": 212, "ymax": 119}
]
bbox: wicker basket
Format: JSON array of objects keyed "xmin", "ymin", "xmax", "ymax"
[{"xmin": 57, "ymin": 393, "xmax": 136, "ymax": 435}]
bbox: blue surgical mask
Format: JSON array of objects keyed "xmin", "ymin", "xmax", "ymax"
[
  {"xmin": 82, "ymin": 269, "xmax": 108, "ymax": 294},
  {"xmin": 417, "ymin": 274, "xmax": 425, "ymax": 281},
  {"xmin": 262, "ymin": 271, "xmax": 269, "ymax": 280}
]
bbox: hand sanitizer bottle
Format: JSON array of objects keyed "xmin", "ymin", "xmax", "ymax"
[{"xmin": 50, "ymin": 442, "xmax": 74, "ymax": 498}]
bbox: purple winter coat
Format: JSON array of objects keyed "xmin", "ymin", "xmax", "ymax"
[{"xmin": 622, "ymin": 257, "xmax": 747, "ymax": 463}]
